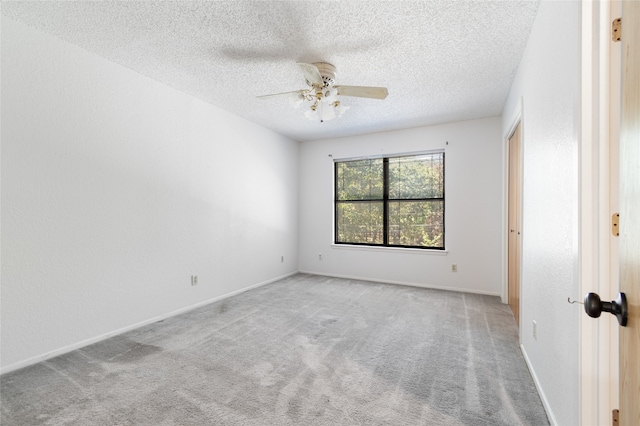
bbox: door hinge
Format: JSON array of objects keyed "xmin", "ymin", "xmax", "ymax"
[
  {"xmin": 612, "ymin": 18, "xmax": 622, "ymax": 42},
  {"xmin": 612, "ymin": 213, "xmax": 620, "ymax": 237},
  {"xmin": 612, "ymin": 409, "xmax": 619, "ymax": 425}
]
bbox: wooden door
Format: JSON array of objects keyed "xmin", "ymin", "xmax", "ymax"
[
  {"xmin": 619, "ymin": 1, "xmax": 640, "ymax": 424},
  {"xmin": 508, "ymin": 123, "xmax": 522, "ymax": 326}
]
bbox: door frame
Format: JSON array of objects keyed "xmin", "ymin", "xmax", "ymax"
[
  {"xmin": 503, "ymin": 99, "xmax": 523, "ymax": 333},
  {"xmin": 579, "ymin": 1, "xmax": 619, "ymax": 425}
]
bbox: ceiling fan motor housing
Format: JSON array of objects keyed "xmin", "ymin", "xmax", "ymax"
[{"xmin": 311, "ymin": 62, "xmax": 336, "ymax": 88}]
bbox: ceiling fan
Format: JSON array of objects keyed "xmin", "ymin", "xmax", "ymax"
[{"xmin": 257, "ymin": 62, "xmax": 388, "ymax": 122}]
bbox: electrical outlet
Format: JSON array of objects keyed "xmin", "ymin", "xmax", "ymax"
[
  {"xmin": 319, "ymin": 254, "xmax": 323, "ymax": 261},
  {"xmin": 532, "ymin": 320, "xmax": 537, "ymax": 340},
  {"xmin": 451, "ymin": 264, "xmax": 457, "ymax": 272},
  {"xmin": 191, "ymin": 275, "xmax": 198, "ymax": 286}
]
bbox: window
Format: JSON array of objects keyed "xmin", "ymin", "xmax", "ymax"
[{"xmin": 334, "ymin": 152, "xmax": 444, "ymax": 249}]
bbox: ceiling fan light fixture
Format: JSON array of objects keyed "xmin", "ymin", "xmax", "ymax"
[
  {"xmin": 335, "ymin": 103, "xmax": 350, "ymax": 116},
  {"xmin": 289, "ymin": 91, "xmax": 306, "ymax": 108},
  {"xmin": 324, "ymin": 87, "xmax": 338, "ymax": 103},
  {"xmin": 304, "ymin": 109, "xmax": 317, "ymax": 120},
  {"xmin": 320, "ymin": 101, "xmax": 336, "ymax": 122},
  {"xmin": 304, "ymin": 89, "xmax": 347, "ymax": 122}
]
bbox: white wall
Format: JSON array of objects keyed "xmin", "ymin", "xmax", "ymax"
[
  {"xmin": 1, "ymin": 17, "xmax": 299, "ymax": 372},
  {"xmin": 299, "ymin": 117, "xmax": 503, "ymax": 295},
  {"xmin": 502, "ymin": 1, "xmax": 581, "ymax": 425}
]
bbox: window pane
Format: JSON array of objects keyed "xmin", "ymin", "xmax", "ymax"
[
  {"xmin": 336, "ymin": 159, "xmax": 383, "ymax": 201},
  {"xmin": 388, "ymin": 200, "xmax": 444, "ymax": 248},
  {"xmin": 388, "ymin": 153, "xmax": 444, "ymax": 199},
  {"xmin": 336, "ymin": 202, "xmax": 384, "ymax": 244}
]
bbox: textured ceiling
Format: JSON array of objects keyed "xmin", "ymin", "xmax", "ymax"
[{"xmin": 2, "ymin": 1, "xmax": 540, "ymax": 142}]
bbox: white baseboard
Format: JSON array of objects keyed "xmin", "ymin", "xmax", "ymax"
[
  {"xmin": 299, "ymin": 270, "xmax": 501, "ymax": 297},
  {"xmin": 520, "ymin": 344, "xmax": 557, "ymax": 426},
  {"xmin": 0, "ymin": 271, "xmax": 298, "ymax": 375}
]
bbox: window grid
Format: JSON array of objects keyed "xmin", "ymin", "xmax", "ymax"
[{"xmin": 334, "ymin": 153, "xmax": 445, "ymax": 250}]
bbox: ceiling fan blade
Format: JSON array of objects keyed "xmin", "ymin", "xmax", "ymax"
[
  {"xmin": 297, "ymin": 62, "xmax": 323, "ymax": 86},
  {"xmin": 335, "ymin": 85, "xmax": 389, "ymax": 100},
  {"xmin": 257, "ymin": 90, "xmax": 305, "ymax": 99}
]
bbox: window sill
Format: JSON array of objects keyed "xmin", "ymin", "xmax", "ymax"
[{"xmin": 331, "ymin": 244, "xmax": 448, "ymax": 255}]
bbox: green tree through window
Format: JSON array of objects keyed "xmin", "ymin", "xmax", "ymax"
[{"xmin": 335, "ymin": 152, "xmax": 444, "ymax": 249}]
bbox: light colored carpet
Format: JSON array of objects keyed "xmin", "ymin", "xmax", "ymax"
[{"xmin": 1, "ymin": 273, "xmax": 549, "ymax": 425}]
